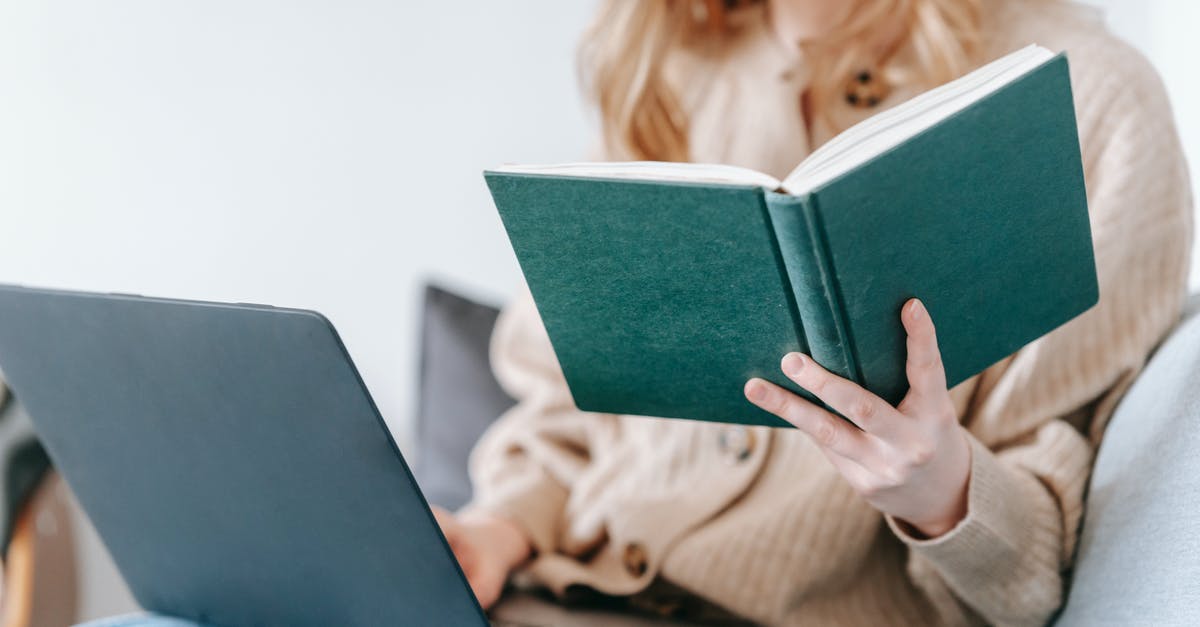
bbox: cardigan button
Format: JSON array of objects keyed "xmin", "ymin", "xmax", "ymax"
[
  {"xmin": 718, "ymin": 426, "xmax": 756, "ymax": 462},
  {"xmin": 623, "ymin": 542, "xmax": 649, "ymax": 577}
]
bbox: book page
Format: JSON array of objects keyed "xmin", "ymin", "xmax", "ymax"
[
  {"xmin": 781, "ymin": 45, "xmax": 1054, "ymax": 194},
  {"xmin": 492, "ymin": 161, "xmax": 781, "ymax": 190}
]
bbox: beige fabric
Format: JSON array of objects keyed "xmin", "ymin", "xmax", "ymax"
[{"xmin": 465, "ymin": 1, "xmax": 1194, "ymax": 625}]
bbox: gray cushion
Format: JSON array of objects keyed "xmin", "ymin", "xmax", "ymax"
[
  {"xmin": 1057, "ymin": 295, "xmax": 1200, "ymax": 625},
  {"xmin": 0, "ymin": 393, "xmax": 51, "ymax": 553},
  {"xmin": 412, "ymin": 284, "xmax": 515, "ymax": 510}
]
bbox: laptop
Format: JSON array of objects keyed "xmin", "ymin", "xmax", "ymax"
[{"xmin": 0, "ymin": 284, "xmax": 546, "ymax": 626}]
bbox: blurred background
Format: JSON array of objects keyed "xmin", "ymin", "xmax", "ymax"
[{"xmin": 0, "ymin": 0, "xmax": 1194, "ymax": 622}]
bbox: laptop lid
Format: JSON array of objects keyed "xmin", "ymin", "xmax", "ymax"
[{"xmin": 0, "ymin": 285, "xmax": 488, "ymax": 626}]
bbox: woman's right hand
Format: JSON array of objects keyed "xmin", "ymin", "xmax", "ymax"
[{"xmin": 431, "ymin": 506, "xmax": 532, "ymax": 609}]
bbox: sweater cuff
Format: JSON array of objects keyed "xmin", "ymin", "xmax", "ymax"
[
  {"xmin": 885, "ymin": 433, "xmax": 1063, "ymax": 618},
  {"xmin": 460, "ymin": 467, "xmax": 568, "ymax": 557}
]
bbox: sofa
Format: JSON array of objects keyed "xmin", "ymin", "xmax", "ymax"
[{"xmin": 1054, "ymin": 292, "xmax": 1200, "ymax": 625}]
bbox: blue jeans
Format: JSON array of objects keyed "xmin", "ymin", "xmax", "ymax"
[{"xmin": 76, "ymin": 616, "xmax": 209, "ymax": 627}]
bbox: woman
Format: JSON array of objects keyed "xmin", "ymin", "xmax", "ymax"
[{"xmin": 436, "ymin": 0, "xmax": 1193, "ymax": 624}]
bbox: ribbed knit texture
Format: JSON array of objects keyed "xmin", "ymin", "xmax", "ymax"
[{"xmin": 465, "ymin": 1, "xmax": 1194, "ymax": 624}]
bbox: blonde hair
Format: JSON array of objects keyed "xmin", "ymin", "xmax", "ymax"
[{"xmin": 579, "ymin": 0, "xmax": 984, "ymax": 162}]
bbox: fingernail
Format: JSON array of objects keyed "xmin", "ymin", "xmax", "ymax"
[
  {"xmin": 782, "ymin": 353, "xmax": 806, "ymax": 376},
  {"xmin": 746, "ymin": 380, "xmax": 766, "ymax": 402},
  {"xmin": 908, "ymin": 299, "xmax": 924, "ymax": 321}
]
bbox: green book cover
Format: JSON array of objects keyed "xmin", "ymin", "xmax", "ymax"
[{"xmin": 485, "ymin": 51, "xmax": 1097, "ymax": 427}]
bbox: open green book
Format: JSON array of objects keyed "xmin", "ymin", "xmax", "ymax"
[{"xmin": 485, "ymin": 45, "xmax": 1098, "ymax": 428}]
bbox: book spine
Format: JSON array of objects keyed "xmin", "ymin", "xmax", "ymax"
[{"xmin": 763, "ymin": 192, "xmax": 859, "ymax": 384}]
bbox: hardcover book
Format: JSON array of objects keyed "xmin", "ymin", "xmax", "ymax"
[{"xmin": 484, "ymin": 45, "xmax": 1098, "ymax": 427}]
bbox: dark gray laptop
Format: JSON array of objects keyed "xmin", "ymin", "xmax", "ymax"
[{"xmin": 0, "ymin": 284, "xmax": 492, "ymax": 626}]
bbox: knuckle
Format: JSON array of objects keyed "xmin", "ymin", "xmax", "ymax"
[
  {"xmin": 935, "ymin": 401, "xmax": 958, "ymax": 425},
  {"xmin": 769, "ymin": 392, "xmax": 789, "ymax": 416},
  {"xmin": 813, "ymin": 419, "xmax": 839, "ymax": 449},
  {"xmin": 859, "ymin": 476, "xmax": 888, "ymax": 498},
  {"xmin": 763, "ymin": 386, "xmax": 792, "ymax": 413},
  {"xmin": 908, "ymin": 444, "xmax": 935, "ymax": 467},
  {"xmin": 881, "ymin": 464, "xmax": 907, "ymax": 488},
  {"xmin": 777, "ymin": 399, "xmax": 806, "ymax": 424},
  {"xmin": 853, "ymin": 397, "xmax": 877, "ymax": 423}
]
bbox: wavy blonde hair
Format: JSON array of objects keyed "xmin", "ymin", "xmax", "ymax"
[{"xmin": 579, "ymin": 0, "xmax": 984, "ymax": 162}]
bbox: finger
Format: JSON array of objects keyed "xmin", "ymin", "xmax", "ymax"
[
  {"xmin": 431, "ymin": 506, "xmax": 456, "ymax": 535},
  {"xmin": 464, "ymin": 558, "xmax": 502, "ymax": 609},
  {"xmin": 902, "ymin": 299, "xmax": 948, "ymax": 401},
  {"xmin": 780, "ymin": 352, "xmax": 895, "ymax": 435},
  {"xmin": 745, "ymin": 378, "xmax": 874, "ymax": 462}
]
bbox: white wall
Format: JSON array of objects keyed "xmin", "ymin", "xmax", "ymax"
[
  {"xmin": 0, "ymin": 0, "xmax": 595, "ymax": 451},
  {"xmin": 0, "ymin": 0, "xmax": 1195, "ymax": 622}
]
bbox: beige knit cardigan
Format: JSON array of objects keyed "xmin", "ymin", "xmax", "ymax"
[{"xmin": 465, "ymin": 1, "xmax": 1194, "ymax": 624}]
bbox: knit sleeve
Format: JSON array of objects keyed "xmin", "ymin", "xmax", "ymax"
[
  {"xmin": 461, "ymin": 289, "xmax": 617, "ymax": 555},
  {"xmin": 886, "ymin": 38, "xmax": 1193, "ymax": 626}
]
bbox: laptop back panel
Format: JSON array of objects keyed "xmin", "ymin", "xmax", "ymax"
[{"xmin": 0, "ymin": 285, "xmax": 487, "ymax": 626}]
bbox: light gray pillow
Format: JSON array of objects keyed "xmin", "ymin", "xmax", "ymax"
[
  {"xmin": 1056, "ymin": 295, "xmax": 1200, "ymax": 625},
  {"xmin": 0, "ymin": 392, "xmax": 51, "ymax": 553}
]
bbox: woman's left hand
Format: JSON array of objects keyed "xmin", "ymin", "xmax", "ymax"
[{"xmin": 744, "ymin": 298, "xmax": 971, "ymax": 538}]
